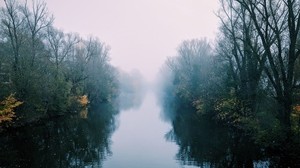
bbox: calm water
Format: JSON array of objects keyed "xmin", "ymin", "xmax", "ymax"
[
  {"xmin": 0, "ymin": 91, "xmax": 198, "ymax": 168},
  {"xmin": 0, "ymin": 90, "xmax": 273, "ymax": 167},
  {"xmin": 0, "ymin": 101, "xmax": 118, "ymax": 167},
  {"xmin": 103, "ymin": 92, "xmax": 196, "ymax": 168}
]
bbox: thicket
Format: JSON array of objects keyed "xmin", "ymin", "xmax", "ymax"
[
  {"xmin": 0, "ymin": 0, "xmax": 118, "ymax": 125},
  {"xmin": 159, "ymin": 0, "xmax": 300, "ymax": 164}
]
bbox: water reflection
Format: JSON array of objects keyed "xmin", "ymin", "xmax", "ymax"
[
  {"xmin": 103, "ymin": 92, "xmax": 183, "ymax": 168},
  {"xmin": 0, "ymin": 103, "xmax": 118, "ymax": 168},
  {"xmin": 118, "ymin": 91, "xmax": 146, "ymax": 111},
  {"xmin": 161, "ymin": 101, "xmax": 268, "ymax": 168}
]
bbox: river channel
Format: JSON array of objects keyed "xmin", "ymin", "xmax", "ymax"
[
  {"xmin": 0, "ymin": 91, "xmax": 201, "ymax": 167},
  {"xmin": 103, "ymin": 92, "xmax": 196, "ymax": 168}
]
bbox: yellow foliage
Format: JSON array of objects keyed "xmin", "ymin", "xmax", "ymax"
[
  {"xmin": 78, "ymin": 95, "xmax": 89, "ymax": 107},
  {"xmin": 77, "ymin": 95, "xmax": 89, "ymax": 119},
  {"xmin": 0, "ymin": 94, "xmax": 23, "ymax": 124}
]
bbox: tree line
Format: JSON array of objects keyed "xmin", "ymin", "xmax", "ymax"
[
  {"xmin": 0, "ymin": 0, "xmax": 118, "ymax": 126},
  {"xmin": 159, "ymin": 0, "xmax": 300, "ymax": 166}
]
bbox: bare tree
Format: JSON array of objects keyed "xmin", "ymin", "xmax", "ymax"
[
  {"xmin": 222, "ymin": 0, "xmax": 300, "ymax": 132},
  {"xmin": 1, "ymin": 0, "xmax": 24, "ymax": 72},
  {"xmin": 21, "ymin": 0, "xmax": 53, "ymax": 66},
  {"xmin": 217, "ymin": 0, "xmax": 267, "ymax": 117},
  {"xmin": 46, "ymin": 26, "xmax": 79, "ymax": 73}
]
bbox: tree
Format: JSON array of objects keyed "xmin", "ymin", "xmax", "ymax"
[
  {"xmin": 45, "ymin": 26, "xmax": 79, "ymax": 74},
  {"xmin": 0, "ymin": 0, "xmax": 119, "ymax": 122},
  {"xmin": 165, "ymin": 39, "xmax": 215, "ymax": 114},
  {"xmin": 84, "ymin": 37, "xmax": 117, "ymax": 104},
  {"xmin": 1, "ymin": 0, "xmax": 24, "ymax": 73},
  {"xmin": 230, "ymin": 0, "xmax": 300, "ymax": 134},
  {"xmin": 21, "ymin": 0, "xmax": 53, "ymax": 66},
  {"xmin": 217, "ymin": 0, "xmax": 300, "ymax": 136},
  {"xmin": 215, "ymin": 0, "xmax": 270, "ymax": 127}
]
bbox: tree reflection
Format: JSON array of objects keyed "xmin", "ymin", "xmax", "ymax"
[
  {"xmin": 0, "ymin": 102, "xmax": 118, "ymax": 168},
  {"xmin": 163, "ymin": 103, "xmax": 267, "ymax": 168}
]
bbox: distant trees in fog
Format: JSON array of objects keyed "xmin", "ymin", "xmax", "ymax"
[
  {"xmin": 118, "ymin": 69, "xmax": 147, "ymax": 110},
  {"xmin": 164, "ymin": 39, "xmax": 217, "ymax": 113}
]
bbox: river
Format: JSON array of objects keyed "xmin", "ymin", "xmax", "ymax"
[
  {"xmin": 0, "ymin": 90, "xmax": 200, "ymax": 168},
  {"xmin": 103, "ymin": 92, "xmax": 196, "ymax": 168},
  {"xmin": 0, "ymin": 89, "xmax": 274, "ymax": 167}
]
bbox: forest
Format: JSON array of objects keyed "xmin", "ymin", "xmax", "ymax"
[
  {"xmin": 1, "ymin": 0, "xmax": 300, "ymax": 167},
  {"xmin": 0, "ymin": 0, "xmax": 120, "ymax": 128},
  {"xmin": 158, "ymin": 0, "xmax": 300, "ymax": 167},
  {"xmin": 0, "ymin": 0, "xmax": 149, "ymax": 129}
]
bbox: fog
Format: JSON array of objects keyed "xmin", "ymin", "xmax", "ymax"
[
  {"xmin": 46, "ymin": 0, "xmax": 220, "ymax": 81},
  {"xmin": 1, "ymin": 1, "xmax": 299, "ymax": 167},
  {"xmin": 118, "ymin": 69, "xmax": 147, "ymax": 110}
]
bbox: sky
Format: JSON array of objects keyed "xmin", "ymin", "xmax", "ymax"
[{"xmin": 45, "ymin": 0, "xmax": 220, "ymax": 81}]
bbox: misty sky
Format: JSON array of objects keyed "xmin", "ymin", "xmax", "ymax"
[{"xmin": 46, "ymin": 0, "xmax": 220, "ymax": 81}]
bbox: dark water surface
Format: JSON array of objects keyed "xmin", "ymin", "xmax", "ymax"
[
  {"xmin": 0, "ymin": 102, "xmax": 118, "ymax": 167},
  {"xmin": 0, "ymin": 92, "xmax": 196, "ymax": 168},
  {"xmin": 0, "ymin": 91, "xmax": 273, "ymax": 167}
]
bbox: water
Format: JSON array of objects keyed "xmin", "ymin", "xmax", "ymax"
[
  {"xmin": 0, "ymin": 91, "xmax": 198, "ymax": 168},
  {"xmin": 103, "ymin": 92, "xmax": 269, "ymax": 167},
  {"xmin": 0, "ymin": 90, "xmax": 277, "ymax": 167},
  {"xmin": 0, "ymin": 102, "xmax": 118, "ymax": 167},
  {"xmin": 103, "ymin": 92, "xmax": 193, "ymax": 168}
]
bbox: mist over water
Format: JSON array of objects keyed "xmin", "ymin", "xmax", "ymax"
[
  {"xmin": 103, "ymin": 92, "xmax": 186, "ymax": 168},
  {"xmin": 1, "ymin": 0, "xmax": 299, "ymax": 167}
]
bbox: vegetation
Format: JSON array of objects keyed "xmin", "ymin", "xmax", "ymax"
[
  {"xmin": 0, "ymin": 0, "xmax": 118, "ymax": 126},
  {"xmin": 159, "ymin": 0, "xmax": 300, "ymax": 166},
  {"xmin": 117, "ymin": 69, "xmax": 147, "ymax": 110},
  {"xmin": 1, "ymin": 0, "xmax": 300, "ymax": 167},
  {"xmin": 0, "ymin": 102, "xmax": 119, "ymax": 167},
  {"xmin": 0, "ymin": 94, "xmax": 23, "ymax": 124}
]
